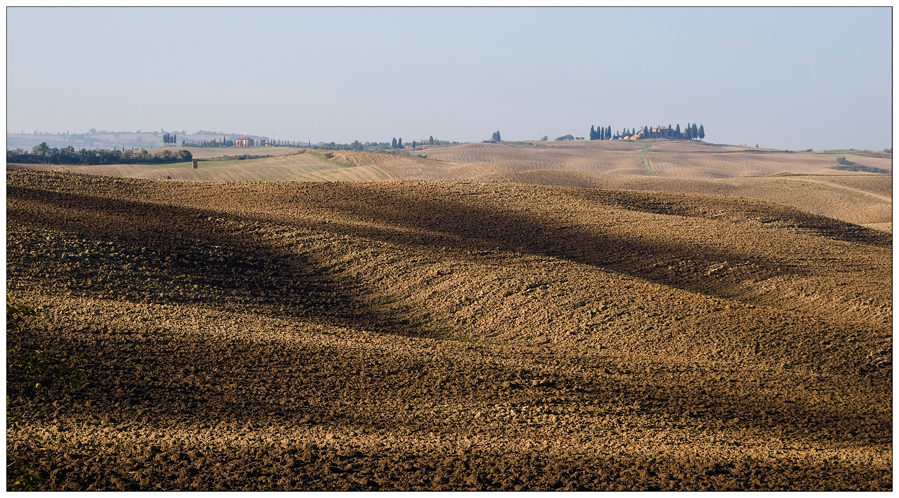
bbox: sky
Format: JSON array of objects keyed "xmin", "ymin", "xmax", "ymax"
[{"xmin": 5, "ymin": 6, "xmax": 893, "ymax": 151}]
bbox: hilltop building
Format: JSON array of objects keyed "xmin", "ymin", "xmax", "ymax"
[{"xmin": 235, "ymin": 137, "xmax": 254, "ymax": 147}]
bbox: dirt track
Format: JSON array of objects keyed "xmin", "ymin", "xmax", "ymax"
[{"xmin": 6, "ymin": 169, "xmax": 892, "ymax": 490}]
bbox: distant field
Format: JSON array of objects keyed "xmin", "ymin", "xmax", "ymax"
[
  {"xmin": 8, "ymin": 141, "xmax": 890, "ymax": 232},
  {"xmin": 423, "ymin": 141, "xmax": 893, "ymax": 178},
  {"xmin": 8, "ymin": 148, "xmax": 390, "ymax": 182},
  {"xmin": 160, "ymin": 146, "xmax": 307, "ymax": 160},
  {"xmin": 645, "ymin": 150, "xmax": 839, "ymax": 178},
  {"xmin": 420, "ymin": 142, "xmax": 644, "ymax": 174}
]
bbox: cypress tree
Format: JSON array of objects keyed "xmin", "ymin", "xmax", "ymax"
[
  {"xmin": 590, "ymin": 125, "xmax": 596, "ymax": 141},
  {"xmin": 429, "ymin": 135, "xmax": 434, "ymax": 145},
  {"xmin": 692, "ymin": 123, "xmax": 699, "ymax": 140},
  {"xmin": 398, "ymin": 138, "xmax": 403, "ymax": 148},
  {"xmin": 698, "ymin": 124, "xmax": 705, "ymax": 140},
  {"xmin": 392, "ymin": 137, "xmax": 397, "ymax": 148}
]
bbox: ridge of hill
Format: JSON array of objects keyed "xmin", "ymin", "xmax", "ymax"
[{"xmin": 6, "ymin": 169, "xmax": 891, "ymax": 490}]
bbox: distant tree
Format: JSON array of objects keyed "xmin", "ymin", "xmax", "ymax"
[
  {"xmin": 693, "ymin": 123, "xmax": 700, "ymax": 140},
  {"xmin": 429, "ymin": 135, "xmax": 434, "ymax": 145},
  {"xmin": 32, "ymin": 142, "xmax": 50, "ymax": 156},
  {"xmin": 556, "ymin": 134, "xmax": 575, "ymax": 141},
  {"xmin": 398, "ymin": 138, "xmax": 403, "ymax": 148},
  {"xmin": 491, "ymin": 131, "xmax": 502, "ymax": 142},
  {"xmin": 392, "ymin": 137, "xmax": 397, "ymax": 148},
  {"xmin": 589, "ymin": 125, "xmax": 596, "ymax": 141},
  {"xmin": 541, "ymin": 136, "xmax": 548, "ymax": 141},
  {"xmin": 698, "ymin": 125, "xmax": 705, "ymax": 141}
]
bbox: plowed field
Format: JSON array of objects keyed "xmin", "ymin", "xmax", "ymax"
[
  {"xmin": 6, "ymin": 169, "xmax": 891, "ymax": 491},
  {"xmin": 8, "ymin": 152, "xmax": 390, "ymax": 183},
  {"xmin": 420, "ymin": 142, "xmax": 643, "ymax": 174}
]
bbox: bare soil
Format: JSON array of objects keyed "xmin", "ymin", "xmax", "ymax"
[{"xmin": 6, "ymin": 168, "xmax": 891, "ymax": 491}]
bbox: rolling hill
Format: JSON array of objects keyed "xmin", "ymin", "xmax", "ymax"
[
  {"xmin": 6, "ymin": 166, "xmax": 891, "ymax": 491},
  {"xmin": 8, "ymin": 141, "xmax": 891, "ymax": 234}
]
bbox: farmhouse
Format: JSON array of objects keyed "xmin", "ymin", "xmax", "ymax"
[
  {"xmin": 235, "ymin": 137, "xmax": 254, "ymax": 147},
  {"xmin": 620, "ymin": 126, "xmax": 674, "ymax": 140}
]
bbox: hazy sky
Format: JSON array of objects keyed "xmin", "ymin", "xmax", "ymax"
[{"xmin": 6, "ymin": 7, "xmax": 892, "ymax": 150}]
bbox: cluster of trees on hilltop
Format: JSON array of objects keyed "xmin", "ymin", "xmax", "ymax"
[
  {"xmin": 590, "ymin": 123, "xmax": 705, "ymax": 141},
  {"xmin": 162, "ymin": 132, "xmax": 178, "ymax": 145},
  {"xmin": 7, "ymin": 142, "xmax": 192, "ymax": 165},
  {"xmin": 386, "ymin": 136, "xmax": 446, "ymax": 149}
]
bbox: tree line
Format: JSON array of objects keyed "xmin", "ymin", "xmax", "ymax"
[
  {"xmin": 311, "ymin": 136, "xmax": 455, "ymax": 152},
  {"xmin": 589, "ymin": 123, "xmax": 705, "ymax": 141},
  {"xmin": 7, "ymin": 142, "xmax": 192, "ymax": 165}
]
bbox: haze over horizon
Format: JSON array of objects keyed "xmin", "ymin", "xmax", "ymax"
[{"xmin": 6, "ymin": 7, "xmax": 892, "ymax": 152}]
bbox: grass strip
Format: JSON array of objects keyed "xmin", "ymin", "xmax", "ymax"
[
  {"xmin": 307, "ymin": 151, "xmax": 354, "ymax": 168},
  {"xmin": 638, "ymin": 150, "xmax": 656, "ymax": 176}
]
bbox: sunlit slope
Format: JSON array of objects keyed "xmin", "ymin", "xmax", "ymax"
[
  {"xmin": 6, "ymin": 169, "xmax": 891, "ymax": 490},
  {"xmin": 8, "ymin": 150, "xmax": 391, "ymax": 182},
  {"xmin": 468, "ymin": 172, "xmax": 891, "ymax": 231},
  {"xmin": 335, "ymin": 149, "xmax": 891, "ymax": 230}
]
